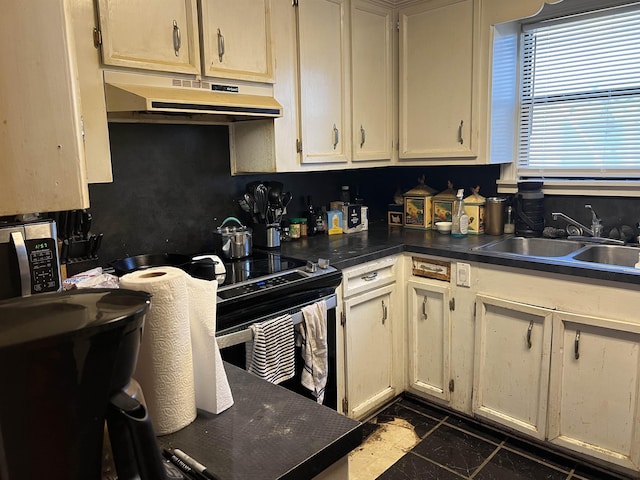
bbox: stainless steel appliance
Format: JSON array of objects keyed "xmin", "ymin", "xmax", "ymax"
[
  {"xmin": 214, "ymin": 250, "xmax": 341, "ymax": 409},
  {"xmin": 0, "ymin": 220, "xmax": 61, "ymax": 300},
  {"xmin": 0, "ymin": 289, "xmax": 167, "ymax": 480}
]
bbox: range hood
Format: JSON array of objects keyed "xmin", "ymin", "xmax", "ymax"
[{"xmin": 103, "ymin": 71, "xmax": 282, "ymax": 121}]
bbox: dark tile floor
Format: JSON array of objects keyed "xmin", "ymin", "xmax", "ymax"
[{"xmin": 367, "ymin": 395, "xmax": 630, "ymax": 480}]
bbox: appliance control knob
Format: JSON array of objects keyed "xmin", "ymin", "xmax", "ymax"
[{"xmin": 305, "ymin": 261, "xmax": 317, "ymax": 273}]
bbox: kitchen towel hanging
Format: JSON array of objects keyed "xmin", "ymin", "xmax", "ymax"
[
  {"xmin": 120, "ymin": 266, "xmax": 233, "ymax": 435},
  {"xmin": 297, "ymin": 300, "xmax": 328, "ymax": 404},
  {"xmin": 187, "ymin": 273, "xmax": 234, "ymax": 415},
  {"xmin": 246, "ymin": 314, "xmax": 295, "ymax": 385}
]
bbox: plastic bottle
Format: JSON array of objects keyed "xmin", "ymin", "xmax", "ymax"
[
  {"xmin": 635, "ymin": 252, "xmax": 640, "ymax": 269},
  {"xmin": 451, "ymin": 189, "xmax": 469, "ymax": 238},
  {"xmin": 305, "ymin": 196, "xmax": 317, "ymax": 236}
]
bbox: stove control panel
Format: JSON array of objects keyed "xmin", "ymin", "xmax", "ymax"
[{"xmin": 217, "ymin": 271, "xmax": 306, "ymax": 300}]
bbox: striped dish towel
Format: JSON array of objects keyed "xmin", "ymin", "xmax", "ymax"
[{"xmin": 246, "ymin": 314, "xmax": 295, "ymax": 385}]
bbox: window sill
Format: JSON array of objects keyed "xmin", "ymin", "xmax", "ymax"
[{"xmin": 497, "ymin": 179, "xmax": 640, "ymax": 197}]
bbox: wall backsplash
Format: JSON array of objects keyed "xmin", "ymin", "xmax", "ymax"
[{"xmin": 86, "ymin": 123, "xmax": 639, "ymax": 269}]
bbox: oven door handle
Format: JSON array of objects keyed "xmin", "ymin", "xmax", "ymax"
[{"xmin": 216, "ymin": 294, "xmax": 337, "ymax": 349}]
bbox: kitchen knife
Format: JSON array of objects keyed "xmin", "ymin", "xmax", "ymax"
[
  {"xmin": 81, "ymin": 210, "xmax": 92, "ymax": 240},
  {"xmin": 91, "ymin": 233, "xmax": 103, "ymax": 258},
  {"xmin": 66, "ymin": 210, "xmax": 76, "ymax": 240}
]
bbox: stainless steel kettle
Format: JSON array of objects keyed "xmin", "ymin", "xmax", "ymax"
[{"xmin": 215, "ymin": 217, "xmax": 252, "ymax": 259}]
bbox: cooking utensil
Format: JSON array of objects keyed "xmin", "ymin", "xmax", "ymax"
[
  {"xmin": 109, "ymin": 253, "xmax": 192, "ymax": 276},
  {"xmin": 109, "ymin": 253, "xmax": 220, "ymax": 281},
  {"xmin": 214, "ymin": 217, "xmax": 252, "ymax": 259},
  {"xmin": 254, "ymin": 184, "xmax": 268, "ymax": 222}
]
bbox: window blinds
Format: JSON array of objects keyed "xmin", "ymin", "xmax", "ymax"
[{"xmin": 518, "ymin": 4, "xmax": 640, "ymax": 178}]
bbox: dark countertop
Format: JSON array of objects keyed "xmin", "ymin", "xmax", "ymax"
[
  {"xmin": 158, "ymin": 363, "xmax": 362, "ymax": 480},
  {"xmin": 279, "ymin": 223, "xmax": 640, "ymax": 286}
]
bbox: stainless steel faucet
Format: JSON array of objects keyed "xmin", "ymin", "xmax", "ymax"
[{"xmin": 551, "ymin": 204, "xmax": 602, "ymax": 237}]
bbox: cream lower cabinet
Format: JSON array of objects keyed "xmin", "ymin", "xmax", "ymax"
[
  {"xmin": 548, "ymin": 312, "xmax": 640, "ymax": 473},
  {"xmin": 406, "ymin": 278, "xmax": 452, "ymax": 404},
  {"xmin": 473, "ymin": 295, "xmax": 553, "ymax": 440},
  {"xmin": 473, "ymin": 283, "xmax": 640, "ymax": 476},
  {"xmin": 340, "ymin": 256, "xmax": 400, "ymax": 420}
]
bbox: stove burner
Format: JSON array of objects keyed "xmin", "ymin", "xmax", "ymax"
[{"xmin": 220, "ymin": 251, "xmax": 306, "ymax": 287}]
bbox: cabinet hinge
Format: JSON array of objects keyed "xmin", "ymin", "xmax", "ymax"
[
  {"xmin": 396, "ymin": 20, "xmax": 400, "ymax": 32},
  {"xmin": 449, "ymin": 379, "xmax": 455, "ymax": 392},
  {"xmin": 93, "ymin": 27, "xmax": 102, "ymax": 48},
  {"xmin": 340, "ymin": 310, "xmax": 346, "ymax": 326},
  {"xmin": 473, "ymin": 302, "xmax": 477, "ymax": 318},
  {"xmin": 296, "ymin": 139, "xmax": 303, "ymax": 153},
  {"xmin": 449, "ymin": 298, "xmax": 455, "ymax": 311},
  {"xmin": 342, "ymin": 397, "xmax": 348, "ymax": 413},
  {"xmin": 293, "ymin": 0, "xmax": 299, "ymax": 7}
]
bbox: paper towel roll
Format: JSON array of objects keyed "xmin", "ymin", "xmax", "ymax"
[
  {"xmin": 120, "ymin": 267, "xmax": 197, "ymax": 435},
  {"xmin": 188, "ymin": 277, "xmax": 234, "ymax": 414}
]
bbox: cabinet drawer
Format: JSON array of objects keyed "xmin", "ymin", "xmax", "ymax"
[{"xmin": 342, "ymin": 256, "xmax": 397, "ymax": 298}]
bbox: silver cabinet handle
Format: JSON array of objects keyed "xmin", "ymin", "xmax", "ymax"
[
  {"xmin": 217, "ymin": 28, "xmax": 225, "ymax": 62},
  {"xmin": 382, "ymin": 300, "xmax": 388, "ymax": 324},
  {"xmin": 360, "ymin": 125, "xmax": 366, "ymax": 148},
  {"xmin": 458, "ymin": 120, "xmax": 464, "ymax": 144},
  {"xmin": 575, "ymin": 330, "xmax": 581, "ymax": 359},
  {"xmin": 526, "ymin": 320, "xmax": 533, "ymax": 349},
  {"xmin": 361, "ymin": 272, "xmax": 377, "ymax": 281},
  {"xmin": 173, "ymin": 20, "xmax": 181, "ymax": 56},
  {"xmin": 422, "ymin": 297, "xmax": 428, "ymax": 320},
  {"xmin": 333, "ymin": 124, "xmax": 339, "ymax": 150}
]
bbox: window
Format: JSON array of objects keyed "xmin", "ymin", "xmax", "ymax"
[{"xmin": 517, "ymin": 4, "xmax": 640, "ymax": 179}]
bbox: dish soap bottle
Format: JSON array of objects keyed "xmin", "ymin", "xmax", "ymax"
[{"xmin": 451, "ymin": 189, "xmax": 469, "ymax": 238}]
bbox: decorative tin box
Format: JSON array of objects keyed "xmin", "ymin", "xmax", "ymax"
[
  {"xmin": 432, "ymin": 180, "xmax": 457, "ymax": 226},
  {"xmin": 464, "ymin": 186, "xmax": 486, "ymax": 235},
  {"xmin": 403, "ymin": 175, "xmax": 436, "ymax": 230}
]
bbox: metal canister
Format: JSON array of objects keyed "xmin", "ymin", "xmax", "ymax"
[{"xmin": 485, "ymin": 197, "xmax": 506, "ymax": 235}]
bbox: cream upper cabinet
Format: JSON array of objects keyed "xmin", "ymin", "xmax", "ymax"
[
  {"xmin": 297, "ymin": 0, "xmax": 350, "ymax": 165},
  {"xmin": 407, "ymin": 278, "xmax": 452, "ymax": 404},
  {"xmin": 351, "ymin": 0, "xmax": 394, "ymax": 162},
  {"xmin": 199, "ymin": 0, "xmax": 274, "ymax": 83},
  {"xmin": 548, "ymin": 313, "xmax": 640, "ymax": 473},
  {"xmin": 399, "ymin": 0, "xmax": 476, "ymax": 160},
  {"xmin": 0, "ymin": 0, "xmax": 90, "ymax": 215},
  {"xmin": 96, "ymin": 0, "xmax": 200, "ymax": 74}
]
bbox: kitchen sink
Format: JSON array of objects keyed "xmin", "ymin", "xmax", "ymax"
[
  {"xmin": 475, "ymin": 237, "xmax": 586, "ymax": 257},
  {"xmin": 571, "ymin": 245, "xmax": 640, "ymax": 268}
]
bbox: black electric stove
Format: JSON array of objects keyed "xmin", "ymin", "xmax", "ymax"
[{"xmin": 215, "ymin": 250, "xmax": 342, "ymax": 333}]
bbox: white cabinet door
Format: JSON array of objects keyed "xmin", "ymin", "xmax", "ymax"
[
  {"xmin": 473, "ymin": 295, "xmax": 553, "ymax": 440},
  {"xmin": 351, "ymin": 1, "xmax": 393, "ymax": 162},
  {"xmin": 344, "ymin": 283, "xmax": 396, "ymax": 419},
  {"xmin": 97, "ymin": 0, "xmax": 200, "ymax": 74},
  {"xmin": 548, "ymin": 312, "xmax": 640, "ymax": 472},
  {"xmin": 407, "ymin": 279, "xmax": 451, "ymax": 403},
  {"xmin": 200, "ymin": 0, "xmax": 273, "ymax": 83},
  {"xmin": 298, "ymin": 0, "xmax": 350, "ymax": 165},
  {"xmin": 399, "ymin": 0, "xmax": 475, "ymax": 160},
  {"xmin": 0, "ymin": 0, "xmax": 90, "ymax": 215}
]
